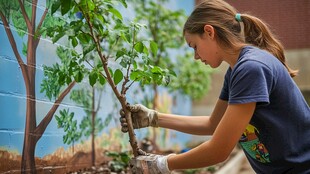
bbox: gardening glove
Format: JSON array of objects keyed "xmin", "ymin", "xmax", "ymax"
[
  {"xmin": 130, "ymin": 153, "xmax": 176, "ymax": 174},
  {"xmin": 119, "ymin": 104, "xmax": 159, "ymax": 133}
]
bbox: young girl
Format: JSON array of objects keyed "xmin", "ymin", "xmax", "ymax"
[{"xmin": 120, "ymin": 0, "xmax": 310, "ymax": 173}]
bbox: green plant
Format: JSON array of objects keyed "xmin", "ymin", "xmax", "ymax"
[
  {"xmin": 169, "ymin": 52, "xmax": 214, "ymax": 100},
  {"xmin": 47, "ymin": 0, "xmax": 174, "ymax": 158},
  {"xmin": 106, "ymin": 151, "xmax": 131, "ymax": 172}
]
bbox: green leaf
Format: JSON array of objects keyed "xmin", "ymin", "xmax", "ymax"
[
  {"xmin": 69, "ymin": 112, "xmax": 74, "ymax": 121},
  {"xmin": 130, "ymin": 71, "xmax": 139, "ymax": 81},
  {"xmin": 60, "ymin": 0, "xmax": 72, "ymax": 15},
  {"xmin": 119, "ymin": 0, "xmax": 127, "ymax": 8},
  {"xmin": 71, "ymin": 37, "xmax": 78, "ymax": 47},
  {"xmin": 134, "ymin": 42, "xmax": 144, "ymax": 53},
  {"xmin": 66, "ymin": 76, "xmax": 72, "ymax": 85},
  {"xmin": 98, "ymin": 74, "xmax": 106, "ymax": 85},
  {"xmin": 63, "ymin": 135, "xmax": 68, "ymax": 143},
  {"xmin": 113, "ymin": 69, "xmax": 123, "ymax": 85},
  {"xmin": 116, "ymin": 50, "xmax": 125, "ymax": 59},
  {"xmin": 74, "ymin": 70, "xmax": 83, "ymax": 82},
  {"xmin": 151, "ymin": 66, "xmax": 162, "ymax": 73},
  {"xmin": 83, "ymin": 43, "xmax": 96, "ymax": 56},
  {"xmin": 132, "ymin": 61, "xmax": 137, "ymax": 69},
  {"xmin": 108, "ymin": 8, "xmax": 123, "ymax": 20},
  {"xmin": 89, "ymin": 71, "xmax": 98, "ymax": 86},
  {"xmin": 120, "ymin": 32, "xmax": 129, "ymax": 43},
  {"xmin": 51, "ymin": 0, "xmax": 61, "ymax": 14},
  {"xmin": 87, "ymin": 0, "xmax": 95, "ymax": 11},
  {"xmin": 150, "ymin": 41, "xmax": 158, "ymax": 55},
  {"xmin": 169, "ymin": 69, "xmax": 177, "ymax": 77},
  {"xmin": 77, "ymin": 33, "xmax": 91, "ymax": 44},
  {"xmin": 55, "ymin": 115, "xmax": 61, "ymax": 124}
]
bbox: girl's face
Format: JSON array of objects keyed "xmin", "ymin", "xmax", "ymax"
[{"xmin": 184, "ymin": 25, "xmax": 223, "ymax": 68}]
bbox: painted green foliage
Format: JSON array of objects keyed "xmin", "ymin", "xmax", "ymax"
[
  {"xmin": 55, "ymin": 108, "xmax": 81, "ymax": 145},
  {"xmin": 133, "ymin": 0, "xmax": 213, "ymax": 101},
  {"xmin": 0, "ymin": 0, "xmax": 78, "ymax": 173},
  {"xmin": 50, "ymin": 46, "xmax": 106, "ymax": 153}
]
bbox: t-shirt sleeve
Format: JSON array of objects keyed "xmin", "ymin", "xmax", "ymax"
[{"xmin": 229, "ymin": 60, "xmax": 273, "ymax": 105}]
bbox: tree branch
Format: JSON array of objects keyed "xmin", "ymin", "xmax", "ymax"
[
  {"xmin": 34, "ymin": 7, "xmax": 48, "ymax": 48},
  {"xmin": 34, "ymin": 81, "xmax": 76, "ymax": 142},
  {"xmin": 18, "ymin": 0, "xmax": 31, "ymax": 29},
  {"xmin": 31, "ymin": 0, "xmax": 38, "ymax": 26},
  {"xmin": 78, "ymin": 6, "xmax": 107, "ymax": 64},
  {"xmin": 0, "ymin": 11, "xmax": 30, "ymax": 84}
]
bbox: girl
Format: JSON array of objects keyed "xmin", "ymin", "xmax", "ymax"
[{"xmin": 120, "ymin": 0, "xmax": 310, "ymax": 173}]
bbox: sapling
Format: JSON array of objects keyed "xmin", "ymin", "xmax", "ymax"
[{"xmin": 49, "ymin": 0, "xmax": 173, "ymax": 157}]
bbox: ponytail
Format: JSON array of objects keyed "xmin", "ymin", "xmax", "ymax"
[{"xmin": 240, "ymin": 14, "xmax": 298, "ymax": 77}]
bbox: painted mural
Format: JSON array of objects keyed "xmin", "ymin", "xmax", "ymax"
[{"xmin": 0, "ymin": 0, "xmax": 202, "ymax": 173}]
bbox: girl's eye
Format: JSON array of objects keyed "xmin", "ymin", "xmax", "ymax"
[{"xmin": 193, "ymin": 46, "xmax": 197, "ymax": 51}]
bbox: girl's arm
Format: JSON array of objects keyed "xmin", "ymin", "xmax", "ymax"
[
  {"xmin": 158, "ymin": 99, "xmax": 228, "ymax": 135},
  {"xmin": 168, "ymin": 102, "xmax": 255, "ymax": 170}
]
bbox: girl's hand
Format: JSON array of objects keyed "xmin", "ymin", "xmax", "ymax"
[
  {"xmin": 119, "ymin": 104, "xmax": 158, "ymax": 132},
  {"xmin": 130, "ymin": 153, "xmax": 175, "ymax": 174}
]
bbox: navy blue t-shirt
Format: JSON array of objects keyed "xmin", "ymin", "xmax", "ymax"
[{"xmin": 219, "ymin": 46, "xmax": 310, "ymax": 173}]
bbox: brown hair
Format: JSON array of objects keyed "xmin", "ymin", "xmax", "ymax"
[{"xmin": 183, "ymin": 0, "xmax": 298, "ymax": 77}]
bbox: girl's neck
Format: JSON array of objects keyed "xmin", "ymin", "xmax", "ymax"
[{"xmin": 221, "ymin": 48, "xmax": 242, "ymax": 69}]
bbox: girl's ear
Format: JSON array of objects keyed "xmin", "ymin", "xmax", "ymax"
[{"xmin": 203, "ymin": 25, "xmax": 215, "ymax": 39}]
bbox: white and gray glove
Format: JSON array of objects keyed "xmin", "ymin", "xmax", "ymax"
[
  {"xmin": 120, "ymin": 104, "xmax": 159, "ymax": 132},
  {"xmin": 130, "ymin": 154, "xmax": 175, "ymax": 174}
]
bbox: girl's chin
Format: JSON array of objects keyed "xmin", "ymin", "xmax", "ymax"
[{"xmin": 208, "ymin": 63, "xmax": 220, "ymax": 68}]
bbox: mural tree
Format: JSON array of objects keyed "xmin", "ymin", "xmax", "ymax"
[
  {"xmin": 0, "ymin": 1, "xmax": 76, "ymax": 173},
  {"xmin": 132, "ymin": 0, "xmax": 213, "ymax": 145},
  {"xmin": 48, "ymin": 0, "xmax": 173, "ymax": 163},
  {"xmin": 52, "ymin": 47, "xmax": 107, "ymax": 166},
  {"xmin": 56, "ymin": 87, "xmax": 107, "ymax": 166}
]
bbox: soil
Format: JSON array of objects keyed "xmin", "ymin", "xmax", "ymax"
[
  {"xmin": 0, "ymin": 144, "xmax": 241, "ymax": 174},
  {"xmin": 0, "ymin": 149, "xmax": 113, "ymax": 174}
]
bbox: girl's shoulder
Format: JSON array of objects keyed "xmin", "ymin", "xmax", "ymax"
[
  {"xmin": 238, "ymin": 46, "xmax": 282, "ymax": 70},
  {"xmin": 240, "ymin": 46, "xmax": 275, "ymax": 62}
]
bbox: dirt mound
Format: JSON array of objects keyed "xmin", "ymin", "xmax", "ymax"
[{"xmin": 0, "ymin": 149, "xmax": 111, "ymax": 174}]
